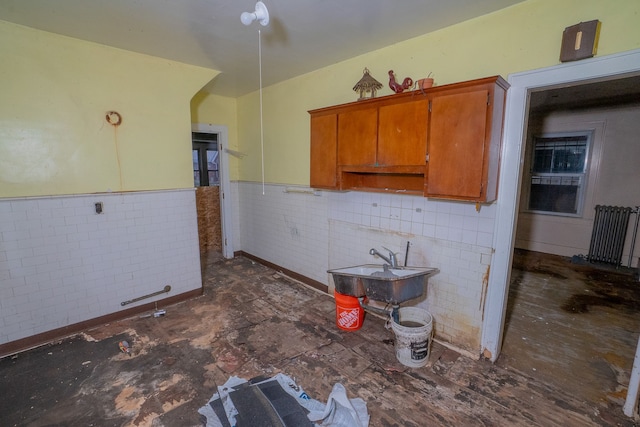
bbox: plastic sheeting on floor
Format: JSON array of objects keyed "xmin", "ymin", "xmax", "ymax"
[{"xmin": 198, "ymin": 373, "xmax": 369, "ymax": 427}]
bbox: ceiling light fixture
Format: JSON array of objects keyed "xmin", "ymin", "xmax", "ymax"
[
  {"xmin": 241, "ymin": 1, "xmax": 269, "ymax": 26},
  {"xmin": 241, "ymin": 1, "xmax": 270, "ymax": 194}
]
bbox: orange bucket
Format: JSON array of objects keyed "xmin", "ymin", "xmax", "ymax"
[{"xmin": 334, "ymin": 291, "xmax": 365, "ymax": 331}]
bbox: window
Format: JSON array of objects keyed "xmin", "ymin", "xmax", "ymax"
[
  {"xmin": 192, "ymin": 132, "xmax": 219, "ymax": 187},
  {"xmin": 525, "ymin": 132, "xmax": 591, "ymax": 216}
]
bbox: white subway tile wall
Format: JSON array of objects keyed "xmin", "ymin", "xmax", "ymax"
[
  {"xmin": 0, "ymin": 190, "xmax": 202, "ymax": 345},
  {"xmin": 236, "ymin": 182, "xmax": 497, "ymax": 352},
  {"xmin": 236, "ymin": 183, "xmax": 330, "ymax": 285},
  {"xmin": 2, "ymin": 182, "xmax": 497, "ymax": 353}
]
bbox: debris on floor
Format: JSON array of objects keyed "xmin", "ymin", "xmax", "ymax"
[
  {"xmin": 118, "ymin": 340, "xmax": 131, "ymax": 356},
  {"xmin": 1, "ymin": 252, "xmax": 637, "ymax": 426},
  {"xmin": 199, "ymin": 373, "xmax": 369, "ymax": 427}
]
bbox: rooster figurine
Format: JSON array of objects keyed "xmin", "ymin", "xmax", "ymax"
[{"xmin": 388, "ymin": 70, "xmax": 413, "ymax": 93}]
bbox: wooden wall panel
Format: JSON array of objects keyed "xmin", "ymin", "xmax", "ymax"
[{"xmin": 195, "ymin": 186, "xmax": 222, "ymax": 253}]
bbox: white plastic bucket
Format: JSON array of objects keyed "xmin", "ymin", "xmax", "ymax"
[{"xmin": 390, "ymin": 307, "xmax": 433, "ymax": 368}]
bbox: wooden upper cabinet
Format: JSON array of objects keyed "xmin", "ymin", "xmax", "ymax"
[
  {"xmin": 378, "ymin": 99, "xmax": 429, "ymax": 166},
  {"xmin": 310, "ymin": 113, "xmax": 338, "ymax": 189},
  {"xmin": 426, "ymin": 77, "xmax": 508, "ymax": 202},
  {"xmin": 337, "ymin": 107, "xmax": 377, "ymax": 166},
  {"xmin": 309, "ymin": 76, "xmax": 508, "ymax": 200},
  {"xmin": 427, "ymin": 90, "xmax": 488, "ymax": 199}
]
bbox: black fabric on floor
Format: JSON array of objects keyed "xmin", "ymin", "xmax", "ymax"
[
  {"xmin": 209, "ymin": 395, "xmax": 232, "ymax": 427},
  {"xmin": 227, "ymin": 379, "xmax": 312, "ymax": 427}
]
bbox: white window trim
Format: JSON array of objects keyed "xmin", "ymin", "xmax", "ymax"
[{"xmin": 522, "ymin": 130, "xmax": 593, "ymax": 217}]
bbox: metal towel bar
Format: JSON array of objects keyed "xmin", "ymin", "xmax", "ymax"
[{"xmin": 121, "ymin": 285, "xmax": 171, "ymax": 306}]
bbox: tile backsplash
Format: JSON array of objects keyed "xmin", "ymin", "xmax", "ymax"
[
  {"xmin": 1, "ymin": 181, "xmax": 498, "ymax": 354},
  {"xmin": 236, "ymin": 182, "xmax": 497, "ymax": 353}
]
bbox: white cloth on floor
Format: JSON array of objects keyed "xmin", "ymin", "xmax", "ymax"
[
  {"xmin": 307, "ymin": 383, "xmax": 369, "ymax": 427},
  {"xmin": 198, "ymin": 375, "xmax": 245, "ymax": 426},
  {"xmin": 198, "ymin": 373, "xmax": 369, "ymax": 427}
]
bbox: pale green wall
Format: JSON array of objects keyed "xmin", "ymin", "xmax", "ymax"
[
  {"xmin": 0, "ymin": 20, "xmax": 217, "ymax": 198},
  {"xmin": 227, "ymin": 0, "xmax": 640, "ymax": 185}
]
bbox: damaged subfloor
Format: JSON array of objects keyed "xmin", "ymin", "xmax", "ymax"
[
  {"xmin": 499, "ymin": 249, "xmax": 640, "ymax": 414},
  {"xmin": 1, "ymin": 250, "xmax": 639, "ymax": 426}
]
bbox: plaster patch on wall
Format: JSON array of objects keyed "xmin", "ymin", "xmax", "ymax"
[
  {"xmin": 284, "ymin": 215, "xmax": 301, "ymax": 240},
  {"xmin": 357, "ymin": 223, "xmax": 415, "ymax": 238}
]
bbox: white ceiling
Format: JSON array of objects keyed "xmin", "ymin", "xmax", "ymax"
[{"xmin": 0, "ymin": 0, "xmax": 524, "ymax": 97}]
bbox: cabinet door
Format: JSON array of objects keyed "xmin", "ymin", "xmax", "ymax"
[
  {"xmin": 427, "ymin": 89, "xmax": 488, "ymax": 199},
  {"xmin": 378, "ymin": 99, "xmax": 429, "ymax": 166},
  {"xmin": 337, "ymin": 107, "xmax": 377, "ymax": 166},
  {"xmin": 310, "ymin": 113, "xmax": 338, "ymax": 189}
]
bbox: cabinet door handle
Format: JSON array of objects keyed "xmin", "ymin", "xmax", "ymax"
[{"xmin": 425, "ymin": 153, "xmax": 430, "ymax": 162}]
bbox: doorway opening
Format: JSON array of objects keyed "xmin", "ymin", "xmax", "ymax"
[
  {"xmin": 501, "ymin": 77, "xmax": 640, "ymax": 404},
  {"xmin": 481, "ymin": 48, "xmax": 640, "ymax": 412},
  {"xmin": 192, "ymin": 124, "xmax": 234, "ymax": 272}
]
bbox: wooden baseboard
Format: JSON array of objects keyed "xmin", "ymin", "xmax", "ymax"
[
  {"xmin": 236, "ymin": 251, "xmax": 329, "ymax": 294},
  {"xmin": 0, "ymin": 288, "xmax": 202, "ymax": 359},
  {"xmin": 2, "ymin": 254, "xmax": 327, "ymax": 359}
]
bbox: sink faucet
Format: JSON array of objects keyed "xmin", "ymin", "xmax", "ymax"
[{"xmin": 369, "ymin": 247, "xmax": 398, "ymax": 268}]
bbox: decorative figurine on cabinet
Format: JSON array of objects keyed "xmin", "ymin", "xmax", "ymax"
[
  {"xmin": 388, "ymin": 70, "xmax": 413, "ymax": 93},
  {"xmin": 353, "ymin": 68, "xmax": 383, "ymax": 100}
]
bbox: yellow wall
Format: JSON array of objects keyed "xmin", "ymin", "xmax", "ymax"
[
  {"xmin": 190, "ymin": 92, "xmax": 240, "ymax": 180},
  {"xmin": 224, "ymin": 0, "xmax": 640, "ymax": 185},
  {"xmin": 0, "ymin": 20, "xmax": 217, "ymax": 198},
  {"xmin": 3, "ymin": 0, "xmax": 639, "ymax": 193}
]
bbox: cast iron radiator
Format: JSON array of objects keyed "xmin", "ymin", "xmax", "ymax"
[{"xmin": 587, "ymin": 205, "xmax": 633, "ymax": 266}]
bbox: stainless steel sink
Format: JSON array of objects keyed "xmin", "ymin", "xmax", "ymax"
[{"xmin": 328, "ymin": 264, "xmax": 439, "ymax": 304}]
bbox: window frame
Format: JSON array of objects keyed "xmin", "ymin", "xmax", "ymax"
[
  {"xmin": 192, "ymin": 132, "xmax": 220, "ymax": 187},
  {"xmin": 523, "ymin": 130, "xmax": 593, "ymax": 217}
]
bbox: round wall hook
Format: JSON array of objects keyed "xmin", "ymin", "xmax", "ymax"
[{"xmin": 106, "ymin": 111, "xmax": 122, "ymax": 126}]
